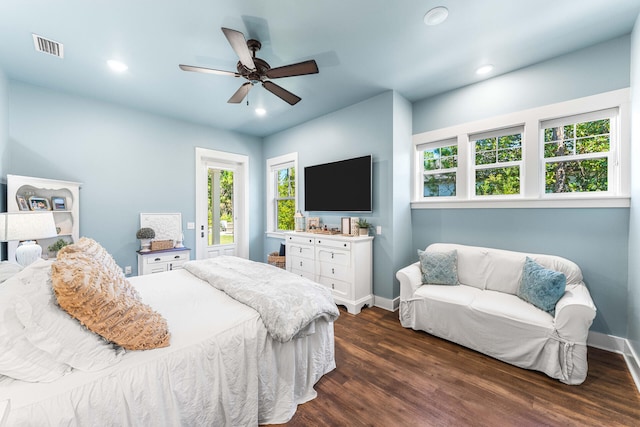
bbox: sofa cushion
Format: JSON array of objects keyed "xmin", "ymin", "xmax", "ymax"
[
  {"xmin": 415, "ymin": 283, "xmax": 481, "ymax": 306},
  {"xmin": 417, "ymin": 249, "xmax": 458, "ymax": 285},
  {"xmin": 517, "ymin": 257, "xmax": 566, "ymax": 313},
  {"xmin": 470, "ymin": 289, "xmax": 553, "ymax": 329}
]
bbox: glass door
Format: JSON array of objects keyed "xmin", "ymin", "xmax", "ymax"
[{"xmin": 206, "ymin": 166, "xmax": 236, "ymax": 257}]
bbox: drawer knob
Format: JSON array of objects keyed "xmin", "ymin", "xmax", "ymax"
[
  {"xmin": 318, "ymin": 240, "xmax": 322, "ymax": 244},
  {"xmin": 174, "ymin": 255, "xmax": 180, "ymax": 259},
  {"xmin": 154, "ymin": 258, "xmax": 161, "ymax": 261}
]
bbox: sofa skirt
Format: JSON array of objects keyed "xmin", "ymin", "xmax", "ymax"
[{"xmin": 399, "ymin": 293, "xmax": 588, "ymax": 385}]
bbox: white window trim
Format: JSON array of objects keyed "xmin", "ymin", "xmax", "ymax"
[
  {"xmin": 266, "ymin": 152, "xmax": 298, "ymax": 237},
  {"xmin": 412, "ymin": 88, "xmax": 630, "ymax": 209}
]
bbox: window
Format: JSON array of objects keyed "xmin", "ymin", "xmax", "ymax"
[
  {"xmin": 419, "ymin": 139, "xmax": 457, "ymax": 197},
  {"xmin": 266, "ymin": 153, "xmax": 298, "ymax": 234},
  {"xmin": 471, "ymin": 126, "xmax": 523, "ymax": 196},
  {"xmin": 411, "ymin": 89, "xmax": 629, "ymax": 208},
  {"xmin": 541, "ymin": 108, "xmax": 616, "ymax": 195}
]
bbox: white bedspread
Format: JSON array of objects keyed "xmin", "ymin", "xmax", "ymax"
[
  {"xmin": 0, "ymin": 268, "xmax": 336, "ymax": 426},
  {"xmin": 184, "ymin": 256, "xmax": 340, "ymax": 342}
]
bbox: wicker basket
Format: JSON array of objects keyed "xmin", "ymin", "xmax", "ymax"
[
  {"xmin": 150, "ymin": 240, "xmax": 174, "ymax": 251},
  {"xmin": 268, "ymin": 252, "xmax": 286, "ymax": 269}
]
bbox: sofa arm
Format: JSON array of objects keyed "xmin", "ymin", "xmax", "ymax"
[
  {"xmin": 554, "ymin": 283, "xmax": 597, "ymax": 344},
  {"xmin": 396, "ymin": 262, "xmax": 422, "ymax": 301}
]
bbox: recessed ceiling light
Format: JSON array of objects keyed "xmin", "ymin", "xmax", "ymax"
[
  {"xmin": 107, "ymin": 60, "xmax": 128, "ymax": 73},
  {"xmin": 476, "ymin": 64, "xmax": 494, "ymax": 75},
  {"xmin": 255, "ymin": 108, "xmax": 266, "ymax": 116},
  {"xmin": 424, "ymin": 6, "xmax": 449, "ymax": 26}
]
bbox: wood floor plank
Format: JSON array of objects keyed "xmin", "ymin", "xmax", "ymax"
[{"xmin": 270, "ymin": 306, "xmax": 640, "ymax": 427}]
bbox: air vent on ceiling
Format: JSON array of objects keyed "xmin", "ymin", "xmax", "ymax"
[{"xmin": 32, "ymin": 34, "xmax": 64, "ymax": 58}]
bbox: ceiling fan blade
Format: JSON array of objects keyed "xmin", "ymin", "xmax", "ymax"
[
  {"xmin": 265, "ymin": 60, "xmax": 319, "ymax": 79},
  {"xmin": 221, "ymin": 27, "xmax": 256, "ymax": 70},
  {"xmin": 179, "ymin": 64, "xmax": 240, "ymax": 77},
  {"xmin": 228, "ymin": 82, "xmax": 253, "ymax": 103},
  {"xmin": 262, "ymin": 81, "xmax": 301, "ymax": 105}
]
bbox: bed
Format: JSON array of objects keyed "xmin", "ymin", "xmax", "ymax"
[{"xmin": 0, "ymin": 239, "xmax": 338, "ymax": 426}]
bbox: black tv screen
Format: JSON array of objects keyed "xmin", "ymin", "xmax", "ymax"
[{"xmin": 304, "ymin": 155, "xmax": 372, "ymax": 212}]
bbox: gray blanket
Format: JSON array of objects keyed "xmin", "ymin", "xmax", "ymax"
[{"xmin": 184, "ymin": 256, "xmax": 339, "ymax": 342}]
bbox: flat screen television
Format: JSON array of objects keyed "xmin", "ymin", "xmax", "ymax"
[{"xmin": 304, "ymin": 155, "xmax": 372, "ymax": 212}]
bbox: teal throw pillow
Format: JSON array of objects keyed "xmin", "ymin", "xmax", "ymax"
[
  {"xmin": 417, "ymin": 249, "xmax": 458, "ymax": 286},
  {"xmin": 517, "ymin": 257, "xmax": 566, "ymax": 313}
]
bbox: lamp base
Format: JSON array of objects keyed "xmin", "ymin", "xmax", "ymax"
[{"xmin": 15, "ymin": 241, "xmax": 43, "ymax": 267}]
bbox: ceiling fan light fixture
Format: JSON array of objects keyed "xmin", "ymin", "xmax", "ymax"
[
  {"xmin": 476, "ymin": 64, "xmax": 494, "ymax": 75},
  {"xmin": 424, "ymin": 7, "xmax": 449, "ymax": 26},
  {"xmin": 107, "ymin": 60, "xmax": 128, "ymax": 73}
]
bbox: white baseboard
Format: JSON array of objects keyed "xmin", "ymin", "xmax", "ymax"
[
  {"xmin": 588, "ymin": 331, "xmax": 640, "ymax": 393},
  {"xmin": 373, "ymin": 295, "xmax": 400, "ymax": 312}
]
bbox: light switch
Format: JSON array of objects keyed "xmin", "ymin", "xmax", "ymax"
[{"xmin": 187, "ymin": 222, "xmax": 195, "ymax": 229}]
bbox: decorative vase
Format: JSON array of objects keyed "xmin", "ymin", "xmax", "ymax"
[{"xmin": 140, "ymin": 239, "xmax": 151, "ymax": 252}]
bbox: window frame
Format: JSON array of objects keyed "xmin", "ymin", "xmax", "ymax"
[
  {"xmin": 418, "ymin": 138, "xmax": 458, "ymax": 200},
  {"xmin": 266, "ymin": 152, "xmax": 298, "ymax": 236},
  {"xmin": 411, "ymin": 89, "xmax": 630, "ymax": 209}
]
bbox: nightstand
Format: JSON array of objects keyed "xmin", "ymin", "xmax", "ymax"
[{"xmin": 137, "ymin": 247, "xmax": 191, "ymax": 275}]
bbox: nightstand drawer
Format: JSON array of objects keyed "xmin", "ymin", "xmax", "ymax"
[{"xmin": 146, "ymin": 252, "xmax": 190, "ymax": 264}]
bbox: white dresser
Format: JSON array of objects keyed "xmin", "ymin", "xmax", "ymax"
[
  {"xmin": 285, "ymin": 232, "xmax": 373, "ymax": 314},
  {"xmin": 137, "ymin": 247, "xmax": 191, "ymax": 275}
]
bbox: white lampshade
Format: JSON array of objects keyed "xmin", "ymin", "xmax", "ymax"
[
  {"xmin": 0, "ymin": 212, "xmax": 58, "ymax": 266},
  {"xmin": 0, "ymin": 212, "xmax": 58, "ymax": 241}
]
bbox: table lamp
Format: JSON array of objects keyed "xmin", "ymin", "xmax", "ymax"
[{"xmin": 0, "ymin": 212, "xmax": 58, "ymax": 266}]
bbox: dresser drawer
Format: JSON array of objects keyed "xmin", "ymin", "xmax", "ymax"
[
  {"xmin": 287, "ymin": 243, "xmax": 315, "ymax": 260},
  {"xmin": 316, "ymin": 238, "xmax": 351, "ymax": 251},
  {"xmin": 146, "ymin": 252, "xmax": 190, "ymax": 264},
  {"xmin": 289, "ymin": 255, "xmax": 315, "ymax": 274},
  {"xmin": 290, "ymin": 268, "xmax": 315, "ymax": 281},
  {"xmin": 286, "ymin": 235, "xmax": 316, "ymax": 246},
  {"xmin": 316, "ymin": 247, "xmax": 350, "ymax": 266},
  {"xmin": 317, "ymin": 262, "xmax": 351, "ymax": 282},
  {"xmin": 317, "ymin": 276, "xmax": 350, "ymax": 298}
]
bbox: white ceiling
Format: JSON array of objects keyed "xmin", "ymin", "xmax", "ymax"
[{"xmin": 0, "ymin": 1, "xmax": 639, "ymax": 137}]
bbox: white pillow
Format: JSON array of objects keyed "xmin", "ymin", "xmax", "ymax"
[
  {"xmin": 0, "ymin": 259, "xmax": 123, "ymax": 381},
  {"xmin": 0, "ymin": 262, "xmax": 71, "ymax": 382},
  {"xmin": 0, "ymin": 261, "xmax": 22, "ymax": 284}
]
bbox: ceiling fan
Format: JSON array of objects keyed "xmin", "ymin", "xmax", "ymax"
[{"xmin": 179, "ymin": 27, "xmax": 319, "ymax": 106}]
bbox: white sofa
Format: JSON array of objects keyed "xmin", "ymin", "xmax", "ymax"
[{"xmin": 396, "ymin": 243, "xmax": 597, "ymax": 385}]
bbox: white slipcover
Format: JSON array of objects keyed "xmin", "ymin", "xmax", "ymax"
[{"xmin": 397, "ymin": 243, "xmax": 596, "ymax": 385}]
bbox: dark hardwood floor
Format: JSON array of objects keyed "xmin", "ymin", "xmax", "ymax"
[{"xmin": 277, "ymin": 306, "xmax": 640, "ymax": 427}]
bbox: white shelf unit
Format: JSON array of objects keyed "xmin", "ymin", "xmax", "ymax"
[
  {"xmin": 285, "ymin": 231, "xmax": 373, "ymax": 315},
  {"xmin": 7, "ymin": 174, "xmax": 81, "ymax": 261}
]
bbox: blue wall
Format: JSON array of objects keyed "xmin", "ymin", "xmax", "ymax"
[
  {"xmin": 0, "ymin": 69, "xmax": 7, "ymax": 259},
  {"xmin": 628, "ymin": 15, "xmax": 640, "ymax": 363},
  {"xmin": 263, "ymin": 91, "xmax": 413, "ymax": 301},
  {"xmin": 411, "ymin": 35, "xmax": 632, "ymax": 337},
  {"xmin": 6, "ymin": 82, "xmax": 263, "ymax": 273}
]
